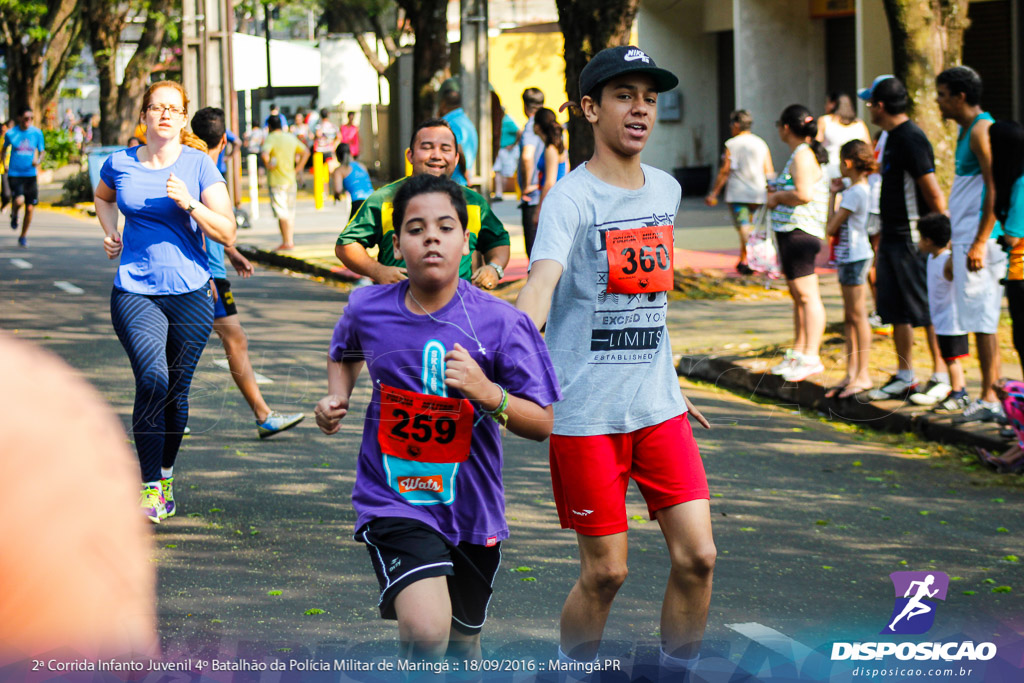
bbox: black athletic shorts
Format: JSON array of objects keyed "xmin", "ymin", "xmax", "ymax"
[
  {"xmin": 937, "ymin": 334, "xmax": 969, "ymax": 362},
  {"xmin": 8, "ymin": 176, "xmax": 38, "ymax": 205},
  {"xmin": 357, "ymin": 517, "xmax": 502, "ymax": 634},
  {"xmin": 212, "ymin": 278, "xmax": 237, "ymax": 319},
  {"xmin": 876, "ymin": 240, "xmax": 931, "ymax": 327},
  {"xmin": 775, "ymin": 228, "xmax": 822, "ymax": 280}
]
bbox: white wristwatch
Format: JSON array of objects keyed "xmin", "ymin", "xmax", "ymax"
[
  {"xmin": 185, "ymin": 199, "xmax": 198, "ymax": 213},
  {"xmin": 487, "ymin": 262, "xmax": 504, "ymax": 279}
]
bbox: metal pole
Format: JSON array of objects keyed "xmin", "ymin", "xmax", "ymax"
[
  {"xmin": 459, "ymin": 0, "xmax": 490, "ymax": 190},
  {"xmin": 263, "ymin": 2, "xmax": 274, "ymax": 100},
  {"xmin": 224, "ymin": 0, "xmax": 242, "ymax": 205}
]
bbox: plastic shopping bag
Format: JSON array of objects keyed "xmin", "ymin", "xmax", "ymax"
[{"xmin": 745, "ymin": 206, "xmax": 781, "ymax": 279}]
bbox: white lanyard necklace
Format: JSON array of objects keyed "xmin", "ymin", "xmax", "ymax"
[{"xmin": 407, "ymin": 285, "xmax": 487, "ymax": 357}]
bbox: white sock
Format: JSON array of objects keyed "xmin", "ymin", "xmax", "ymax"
[
  {"xmin": 557, "ymin": 647, "xmax": 596, "ymax": 683},
  {"xmin": 896, "ymin": 369, "xmax": 915, "ymax": 383},
  {"xmin": 801, "ymin": 354, "xmax": 820, "ymax": 364},
  {"xmin": 144, "ymin": 481, "xmax": 161, "ymax": 490},
  {"xmin": 161, "ymin": 467, "xmax": 173, "ymax": 480},
  {"xmin": 931, "ymin": 372, "xmax": 950, "ymax": 385},
  {"xmin": 659, "ymin": 648, "xmax": 699, "ymax": 681}
]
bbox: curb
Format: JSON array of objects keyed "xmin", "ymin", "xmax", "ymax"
[
  {"xmin": 237, "ymin": 245, "xmax": 361, "ymax": 283},
  {"xmin": 677, "ymin": 353, "xmax": 1008, "ymax": 452}
]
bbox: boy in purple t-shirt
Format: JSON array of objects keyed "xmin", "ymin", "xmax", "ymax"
[{"xmin": 316, "ymin": 174, "xmax": 561, "ymax": 662}]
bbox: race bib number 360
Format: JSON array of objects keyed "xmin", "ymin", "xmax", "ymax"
[
  {"xmin": 377, "ymin": 384, "xmax": 474, "ymax": 463},
  {"xmin": 606, "ymin": 225, "xmax": 674, "ymax": 294}
]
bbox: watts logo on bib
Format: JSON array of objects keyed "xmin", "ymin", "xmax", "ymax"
[{"xmin": 379, "ymin": 340, "xmax": 474, "ymax": 505}]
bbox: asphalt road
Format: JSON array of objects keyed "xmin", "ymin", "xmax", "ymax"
[{"xmin": 2, "ymin": 211, "xmax": 1021, "ymax": 682}]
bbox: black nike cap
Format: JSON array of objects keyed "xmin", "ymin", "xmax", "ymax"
[{"xmin": 579, "ymin": 46, "xmax": 679, "ymax": 99}]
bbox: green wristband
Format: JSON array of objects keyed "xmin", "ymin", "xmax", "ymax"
[{"xmin": 486, "ymin": 384, "xmax": 509, "ymax": 427}]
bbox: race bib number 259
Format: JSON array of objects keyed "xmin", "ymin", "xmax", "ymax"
[
  {"xmin": 377, "ymin": 384, "xmax": 474, "ymax": 463},
  {"xmin": 606, "ymin": 225, "xmax": 674, "ymax": 294}
]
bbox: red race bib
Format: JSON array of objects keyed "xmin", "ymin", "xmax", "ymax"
[
  {"xmin": 377, "ymin": 384, "xmax": 474, "ymax": 463},
  {"xmin": 606, "ymin": 225, "xmax": 675, "ymax": 294}
]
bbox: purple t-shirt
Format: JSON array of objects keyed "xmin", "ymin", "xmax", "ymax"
[{"xmin": 329, "ymin": 279, "xmax": 561, "ymax": 546}]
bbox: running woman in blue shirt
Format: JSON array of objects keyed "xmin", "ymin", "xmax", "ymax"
[{"xmin": 94, "ymin": 81, "xmax": 236, "ymax": 523}]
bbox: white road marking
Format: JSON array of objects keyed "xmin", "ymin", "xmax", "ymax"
[
  {"xmin": 10, "ymin": 258, "xmax": 32, "ymax": 269},
  {"xmin": 53, "ymin": 281, "xmax": 85, "ymax": 294},
  {"xmin": 212, "ymin": 358, "xmax": 273, "ymax": 384}
]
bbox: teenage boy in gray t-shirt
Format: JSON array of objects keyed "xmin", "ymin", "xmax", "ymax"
[{"xmin": 516, "ymin": 46, "xmax": 715, "ymax": 680}]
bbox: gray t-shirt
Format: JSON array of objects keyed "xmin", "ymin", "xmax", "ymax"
[{"xmin": 529, "ymin": 163, "xmax": 687, "ymax": 436}]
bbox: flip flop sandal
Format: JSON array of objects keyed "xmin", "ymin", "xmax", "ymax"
[
  {"xmin": 837, "ymin": 384, "xmax": 873, "ymax": 400},
  {"xmin": 973, "ymin": 447, "xmax": 1000, "ymax": 471},
  {"xmin": 825, "ymin": 382, "xmax": 850, "ymax": 399}
]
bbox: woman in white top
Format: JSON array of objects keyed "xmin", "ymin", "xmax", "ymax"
[
  {"xmin": 706, "ymin": 109, "xmax": 774, "ymax": 274},
  {"xmin": 766, "ymin": 104, "xmax": 831, "ymax": 383},
  {"xmin": 817, "ymin": 93, "xmax": 871, "ymax": 179}
]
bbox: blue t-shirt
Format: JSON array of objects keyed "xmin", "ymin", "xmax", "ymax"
[
  {"xmin": 206, "ymin": 238, "xmax": 227, "ymax": 279},
  {"xmin": 100, "ymin": 146, "xmax": 225, "ymax": 295},
  {"xmin": 4, "ymin": 126, "xmax": 45, "ymax": 177},
  {"xmin": 1001, "ymin": 176, "xmax": 1024, "ymax": 239},
  {"xmin": 343, "ymin": 161, "xmax": 373, "ymax": 201},
  {"xmin": 442, "ymin": 107, "xmax": 478, "ymax": 186},
  {"xmin": 216, "ymin": 130, "xmax": 240, "ymax": 174},
  {"xmin": 499, "ymin": 114, "xmax": 519, "ymax": 148}
]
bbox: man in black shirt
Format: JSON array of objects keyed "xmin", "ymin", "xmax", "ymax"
[{"xmin": 865, "ymin": 76, "xmax": 948, "ymax": 402}]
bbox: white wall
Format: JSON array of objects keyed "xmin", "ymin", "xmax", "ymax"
[
  {"xmin": 638, "ymin": 0, "xmax": 720, "ymax": 173},
  {"xmin": 733, "ymin": 0, "xmax": 826, "ymax": 166},
  {"xmin": 318, "ymin": 36, "xmax": 389, "ymax": 109},
  {"xmin": 856, "ymin": 0, "xmax": 893, "ymax": 129}
]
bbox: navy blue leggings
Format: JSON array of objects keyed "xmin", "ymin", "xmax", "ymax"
[{"xmin": 111, "ymin": 285, "xmax": 213, "ymax": 482}]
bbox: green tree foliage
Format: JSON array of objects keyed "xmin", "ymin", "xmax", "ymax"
[
  {"xmin": 554, "ymin": 0, "xmax": 641, "ymax": 168},
  {"xmin": 85, "ymin": 0, "xmax": 177, "ymax": 145},
  {"xmin": 0, "ymin": 0, "xmax": 87, "ymax": 116}
]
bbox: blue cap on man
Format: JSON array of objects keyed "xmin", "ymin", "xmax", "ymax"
[{"xmin": 858, "ymin": 75, "xmax": 895, "ymax": 101}]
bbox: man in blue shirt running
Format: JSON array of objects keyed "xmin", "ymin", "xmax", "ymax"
[{"xmin": 2, "ymin": 107, "xmax": 46, "ymax": 247}]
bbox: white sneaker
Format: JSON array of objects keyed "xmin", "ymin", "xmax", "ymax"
[
  {"xmin": 781, "ymin": 357, "xmax": 824, "ymax": 382},
  {"xmin": 868, "ymin": 375, "xmax": 918, "ymax": 401},
  {"xmin": 770, "ymin": 349, "xmax": 800, "ymax": 375},
  {"xmin": 908, "ymin": 380, "xmax": 953, "ymax": 406}
]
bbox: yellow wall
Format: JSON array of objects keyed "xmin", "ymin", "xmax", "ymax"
[{"xmin": 488, "ymin": 32, "xmax": 569, "ymax": 128}]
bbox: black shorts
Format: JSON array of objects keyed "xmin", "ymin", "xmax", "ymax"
[
  {"xmin": 357, "ymin": 517, "xmax": 501, "ymax": 634},
  {"xmin": 876, "ymin": 240, "xmax": 931, "ymax": 327},
  {"xmin": 9, "ymin": 176, "xmax": 38, "ymax": 205},
  {"xmin": 775, "ymin": 228, "xmax": 822, "ymax": 280},
  {"xmin": 212, "ymin": 278, "xmax": 237, "ymax": 319},
  {"xmin": 937, "ymin": 334, "xmax": 969, "ymax": 362}
]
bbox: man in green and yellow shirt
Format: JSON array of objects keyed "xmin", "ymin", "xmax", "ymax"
[{"xmin": 335, "ymin": 119, "xmax": 510, "ymax": 288}]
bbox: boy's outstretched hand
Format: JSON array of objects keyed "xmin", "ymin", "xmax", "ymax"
[
  {"xmin": 685, "ymin": 396, "xmax": 711, "ymax": 429},
  {"xmin": 315, "ymin": 394, "xmax": 349, "ymax": 434},
  {"xmin": 444, "ymin": 343, "xmax": 498, "ymax": 406}
]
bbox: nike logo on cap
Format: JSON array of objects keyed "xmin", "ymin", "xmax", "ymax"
[{"xmin": 624, "ymin": 49, "xmax": 650, "ymax": 63}]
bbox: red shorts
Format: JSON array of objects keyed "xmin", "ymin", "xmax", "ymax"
[{"xmin": 549, "ymin": 415, "xmax": 709, "ymax": 536}]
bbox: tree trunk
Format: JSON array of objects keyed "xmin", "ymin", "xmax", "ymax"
[
  {"xmin": 396, "ymin": 0, "xmax": 449, "ymax": 125},
  {"xmin": 555, "ymin": 0, "xmax": 640, "ymax": 168},
  {"xmin": 321, "ymin": 1, "xmax": 402, "ymax": 75},
  {"xmin": 87, "ymin": 0, "xmax": 174, "ymax": 145},
  {"xmin": 882, "ymin": 0, "xmax": 971, "ymax": 193},
  {"xmin": 1, "ymin": 0, "xmax": 86, "ymax": 117}
]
